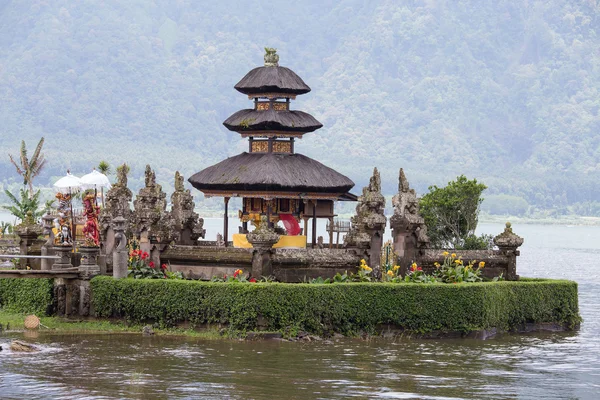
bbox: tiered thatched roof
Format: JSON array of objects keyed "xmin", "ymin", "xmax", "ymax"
[
  {"xmin": 189, "ymin": 152, "xmax": 354, "ymax": 194},
  {"xmin": 234, "ymin": 66, "xmax": 311, "ymax": 96},
  {"xmin": 223, "ymin": 109, "xmax": 322, "ymax": 133}
]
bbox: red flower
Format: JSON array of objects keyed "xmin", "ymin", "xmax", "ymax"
[
  {"xmin": 149, "ymin": 261, "xmax": 155, "ymax": 268},
  {"xmin": 233, "ymin": 269, "xmax": 243, "ymax": 278},
  {"xmin": 249, "ymin": 278, "xmax": 257, "ymax": 283},
  {"xmin": 417, "ymin": 267, "xmax": 423, "ymax": 271},
  {"xmin": 161, "ymin": 263, "xmax": 167, "ymax": 270},
  {"xmin": 141, "ymin": 252, "xmax": 149, "ymax": 260}
]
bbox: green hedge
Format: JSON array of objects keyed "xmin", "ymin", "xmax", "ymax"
[
  {"xmin": 91, "ymin": 277, "xmax": 580, "ymax": 335},
  {"xmin": 0, "ymin": 278, "xmax": 54, "ymax": 315}
]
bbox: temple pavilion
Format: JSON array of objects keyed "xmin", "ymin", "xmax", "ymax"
[{"xmin": 189, "ymin": 49, "xmax": 356, "ymax": 248}]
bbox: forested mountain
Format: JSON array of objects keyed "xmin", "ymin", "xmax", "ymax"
[{"xmin": 1, "ymin": 0, "xmax": 599, "ymax": 216}]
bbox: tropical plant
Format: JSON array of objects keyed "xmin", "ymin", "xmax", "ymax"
[
  {"xmin": 419, "ymin": 175, "xmax": 488, "ymax": 249},
  {"xmin": 403, "ymin": 262, "xmax": 438, "ymax": 283},
  {"xmin": 2, "ymin": 188, "xmax": 49, "ymax": 221},
  {"xmin": 8, "ymin": 137, "xmax": 47, "ymax": 198},
  {"xmin": 97, "ymin": 160, "xmax": 111, "ymax": 175},
  {"xmin": 211, "ymin": 269, "xmax": 255, "ymax": 282},
  {"xmin": 0, "ymin": 222, "xmax": 13, "ymax": 235},
  {"xmin": 432, "ymin": 252, "xmax": 484, "ymax": 283}
]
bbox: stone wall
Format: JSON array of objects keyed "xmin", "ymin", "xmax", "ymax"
[
  {"xmin": 272, "ymin": 248, "xmax": 360, "ymax": 282},
  {"xmin": 160, "ymin": 245, "xmax": 252, "ymax": 280}
]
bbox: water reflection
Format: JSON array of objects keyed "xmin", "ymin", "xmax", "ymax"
[{"xmin": 1, "ymin": 223, "xmax": 599, "ymax": 399}]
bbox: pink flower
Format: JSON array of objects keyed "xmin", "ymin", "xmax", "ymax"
[
  {"xmin": 161, "ymin": 263, "xmax": 167, "ymax": 270},
  {"xmin": 149, "ymin": 261, "xmax": 155, "ymax": 268}
]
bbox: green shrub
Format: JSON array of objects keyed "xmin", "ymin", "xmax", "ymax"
[
  {"xmin": 91, "ymin": 277, "xmax": 580, "ymax": 335},
  {"xmin": 0, "ymin": 278, "xmax": 54, "ymax": 315}
]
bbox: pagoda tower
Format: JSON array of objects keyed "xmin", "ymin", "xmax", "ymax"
[{"xmin": 189, "ymin": 49, "xmax": 356, "ymax": 248}]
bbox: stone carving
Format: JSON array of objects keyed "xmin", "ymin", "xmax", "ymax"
[
  {"xmin": 131, "ymin": 165, "xmax": 173, "ymax": 244},
  {"xmin": 112, "ymin": 216, "xmax": 128, "ymax": 278},
  {"xmin": 54, "ymin": 223, "xmax": 73, "ymax": 246},
  {"xmin": 216, "ymin": 233, "xmax": 225, "ymax": 247},
  {"xmin": 82, "ymin": 193, "xmax": 100, "ymax": 247},
  {"xmin": 345, "ymin": 168, "xmax": 386, "ymax": 248},
  {"xmin": 14, "ymin": 211, "xmax": 43, "ymax": 269},
  {"xmin": 493, "ymin": 222, "xmax": 523, "ymax": 281},
  {"xmin": 99, "ymin": 163, "xmax": 132, "ymax": 235},
  {"xmin": 390, "ymin": 168, "xmax": 430, "ymax": 247},
  {"xmin": 247, "ymin": 216, "xmax": 280, "ymax": 278},
  {"xmin": 169, "ymin": 171, "xmax": 205, "ymax": 245},
  {"xmin": 344, "ymin": 168, "xmax": 386, "ymax": 279},
  {"xmin": 264, "ymin": 47, "xmax": 279, "ymax": 67},
  {"xmin": 493, "ymin": 222, "xmax": 524, "ymax": 249}
]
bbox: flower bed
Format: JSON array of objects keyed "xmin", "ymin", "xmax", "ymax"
[{"xmin": 90, "ymin": 276, "xmax": 580, "ymax": 336}]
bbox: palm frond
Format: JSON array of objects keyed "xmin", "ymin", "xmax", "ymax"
[
  {"xmin": 19, "ymin": 140, "xmax": 29, "ymax": 174},
  {"xmin": 8, "ymin": 154, "xmax": 24, "ymax": 176},
  {"xmin": 30, "ymin": 137, "xmax": 45, "ymax": 165}
]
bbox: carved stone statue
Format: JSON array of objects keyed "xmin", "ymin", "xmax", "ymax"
[
  {"xmin": 169, "ymin": 171, "xmax": 205, "ymax": 245},
  {"xmin": 131, "ymin": 164, "xmax": 172, "ymax": 244},
  {"xmin": 264, "ymin": 47, "xmax": 279, "ymax": 67},
  {"xmin": 390, "ymin": 168, "xmax": 429, "ymax": 247},
  {"xmin": 344, "ymin": 168, "xmax": 386, "ymax": 279},
  {"xmin": 55, "ymin": 224, "xmax": 73, "ymax": 246}
]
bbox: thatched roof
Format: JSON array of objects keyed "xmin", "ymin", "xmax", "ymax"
[
  {"xmin": 223, "ymin": 109, "xmax": 322, "ymax": 133},
  {"xmin": 189, "ymin": 152, "xmax": 354, "ymax": 193},
  {"xmin": 234, "ymin": 66, "xmax": 311, "ymax": 96}
]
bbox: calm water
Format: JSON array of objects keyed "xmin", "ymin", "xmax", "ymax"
[{"xmin": 1, "ymin": 223, "xmax": 599, "ymax": 399}]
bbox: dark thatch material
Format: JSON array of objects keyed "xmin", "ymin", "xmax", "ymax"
[
  {"xmin": 223, "ymin": 109, "xmax": 322, "ymax": 133},
  {"xmin": 235, "ymin": 66, "xmax": 311, "ymax": 95},
  {"xmin": 189, "ymin": 152, "xmax": 354, "ymax": 193}
]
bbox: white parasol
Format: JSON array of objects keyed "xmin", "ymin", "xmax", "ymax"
[
  {"xmin": 53, "ymin": 171, "xmax": 82, "ymax": 194},
  {"xmin": 80, "ymin": 169, "xmax": 111, "ymax": 191},
  {"xmin": 80, "ymin": 169, "xmax": 111, "ymax": 207}
]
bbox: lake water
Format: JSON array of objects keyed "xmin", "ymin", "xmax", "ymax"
[{"xmin": 1, "ymin": 223, "xmax": 599, "ymax": 399}]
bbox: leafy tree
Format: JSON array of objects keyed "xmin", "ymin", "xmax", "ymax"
[
  {"xmin": 419, "ymin": 175, "xmax": 487, "ymax": 249},
  {"xmin": 8, "ymin": 138, "xmax": 46, "ymax": 198},
  {"xmin": 2, "ymin": 188, "xmax": 52, "ymax": 221}
]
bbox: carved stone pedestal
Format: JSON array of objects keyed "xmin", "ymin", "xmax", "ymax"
[
  {"xmin": 247, "ymin": 217, "xmax": 280, "ymax": 278},
  {"xmin": 493, "ymin": 222, "xmax": 524, "ymax": 281},
  {"xmin": 79, "ymin": 246, "xmax": 101, "ymax": 279},
  {"xmin": 52, "ymin": 245, "xmax": 73, "ymax": 270},
  {"xmin": 112, "ymin": 216, "xmax": 129, "ymax": 279}
]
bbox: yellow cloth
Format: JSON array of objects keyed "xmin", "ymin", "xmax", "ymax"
[{"xmin": 232, "ymin": 234, "xmax": 306, "ymax": 249}]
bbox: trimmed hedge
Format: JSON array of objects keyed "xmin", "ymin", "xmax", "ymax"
[
  {"xmin": 91, "ymin": 276, "xmax": 580, "ymax": 335},
  {"xmin": 0, "ymin": 278, "xmax": 54, "ymax": 315}
]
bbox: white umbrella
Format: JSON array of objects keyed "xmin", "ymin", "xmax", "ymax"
[
  {"xmin": 80, "ymin": 169, "xmax": 111, "ymax": 190},
  {"xmin": 80, "ymin": 169, "xmax": 111, "ymax": 207},
  {"xmin": 53, "ymin": 171, "xmax": 82, "ymax": 194}
]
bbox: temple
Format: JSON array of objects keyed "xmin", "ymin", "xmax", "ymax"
[{"xmin": 189, "ymin": 49, "xmax": 357, "ymax": 248}]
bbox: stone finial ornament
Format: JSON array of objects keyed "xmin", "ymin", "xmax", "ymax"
[
  {"xmin": 264, "ymin": 47, "xmax": 279, "ymax": 67},
  {"xmin": 493, "ymin": 222, "xmax": 524, "ymax": 249}
]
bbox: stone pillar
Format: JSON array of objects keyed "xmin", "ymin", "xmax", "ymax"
[
  {"xmin": 112, "ymin": 216, "xmax": 129, "ymax": 279},
  {"xmin": 41, "ymin": 213, "xmax": 55, "ymax": 271},
  {"xmin": 79, "ymin": 246, "xmax": 100, "ymax": 279},
  {"xmin": 247, "ymin": 216, "xmax": 280, "ymax": 278},
  {"xmin": 493, "ymin": 222, "xmax": 524, "ymax": 281},
  {"xmin": 14, "ymin": 213, "xmax": 43, "ymax": 269},
  {"xmin": 52, "ymin": 245, "xmax": 74, "ymax": 270}
]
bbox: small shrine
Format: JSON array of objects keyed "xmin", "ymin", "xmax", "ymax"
[{"xmin": 189, "ymin": 49, "xmax": 357, "ymax": 248}]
